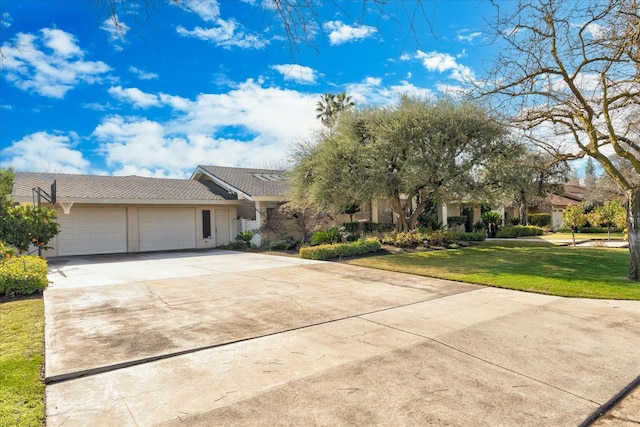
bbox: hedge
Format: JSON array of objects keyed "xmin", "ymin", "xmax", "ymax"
[
  {"xmin": 528, "ymin": 213, "xmax": 551, "ymax": 227},
  {"xmin": 496, "ymin": 225, "xmax": 544, "ymax": 238},
  {"xmin": 0, "ymin": 255, "xmax": 49, "ymax": 297},
  {"xmin": 342, "ymin": 222, "xmax": 395, "ymax": 234},
  {"xmin": 452, "ymin": 232, "xmax": 486, "ymax": 241},
  {"xmin": 299, "ymin": 239, "xmax": 382, "ymax": 260}
]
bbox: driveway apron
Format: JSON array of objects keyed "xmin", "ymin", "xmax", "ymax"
[{"xmin": 44, "ymin": 250, "xmax": 640, "ymax": 426}]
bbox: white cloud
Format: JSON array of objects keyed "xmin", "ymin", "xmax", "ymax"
[
  {"xmin": 415, "ymin": 50, "xmax": 475, "ymax": 82},
  {"xmin": 323, "ymin": 21, "xmax": 377, "ymax": 45},
  {"xmin": 179, "ymin": 0, "xmax": 220, "ymax": 22},
  {"xmin": 584, "ymin": 23, "xmax": 608, "ymax": 41},
  {"xmin": 168, "ymin": 79, "xmax": 318, "ymax": 141},
  {"xmin": 0, "ymin": 28, "xmax": 110, "ymax": 98},
  {"xmin": 457, "ymin": 30, "xmax": 482, "ymax": 43},
  {"xmin": 129, "ymin": 66, "xmax": 158, "ymax": 80},
  {"xmin": 176, "ymin": 23, "xmax": 268, "ymax": 49},
  {"xmin": 271, "ymin": 64, "xmax": 317, "ymax": 84},
  {"xmin": 1, "ymin": 12, "xmax": 12, "ymax": 28},
  {"xmin": 1, "ymin": 132, "xmax": 91, "ymax": 173},
  {"xmin": 42, "ymin": 28, "xmax": 82, "ymax": 57},
  {"xmin": 108, "ymin": 86, "xmax": 193, "ymax": 111},
  {"xmin": 174, "ymin": 0, "xmax": 267, "ymax": 49},
  {"xmin": 90, "ymin": 79, "xmax": 320, "ymax": 177},
  {"xmin": 100, "ymin": 15, "xmax": 129, "ymax": 50},
  {"xmin": 346, "ymin": 77, "xmax": 434, "ymax": 105},
  {"xmin": 108, "ymin": 86, "xmax": 161, "ymax": 108}
]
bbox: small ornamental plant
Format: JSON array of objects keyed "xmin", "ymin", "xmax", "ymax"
[{"xmin": 562, "ymin": 204, "xmax": 588, "ymax": 246}]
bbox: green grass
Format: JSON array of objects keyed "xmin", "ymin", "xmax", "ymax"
[
  {"xmin": 541, "ymin": 232, "xmax": 625, "ymax": 241},
  {"xmin": 349, "ymin": 240, "xmax": 640, "ymax": 300},
  {"xmin": 0, "ymin": 297, "xmax": 45, "ymax": 427}
]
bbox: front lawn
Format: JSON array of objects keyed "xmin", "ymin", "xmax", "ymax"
[
  {"xmin": 0, "ymin": 297, "xmax": 45, "ymax": 427},
  {"xmin": 541, "ymin": 232, "xmax": 625, "ymax": 241},
  {"xmin": 349, "ymin": 240, "xmax": 640, "ymax": 300}
]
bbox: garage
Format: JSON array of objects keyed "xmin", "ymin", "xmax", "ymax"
[
  {"xmin": 56, "ymin": 207, "xmax": 127, "ymax": 256},
  {"xmin": 138, "ymin": 207, "xmax": 196, "ymax": 252}
]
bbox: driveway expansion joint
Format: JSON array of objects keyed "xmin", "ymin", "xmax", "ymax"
[
  {"xmin": 359, "ymin": 316, "xmax": 602, "ymax": 407},
  {"xmin": 45, "ymin": 291, "xmax": 477, "ymax": 385}
]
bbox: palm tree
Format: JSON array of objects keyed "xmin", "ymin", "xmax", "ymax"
[{"xmin": 315, "ymin": 92, "xmax": 354, "ymax": 128}]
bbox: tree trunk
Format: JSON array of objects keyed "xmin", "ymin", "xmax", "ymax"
[
  {"xmin": 627, "ymin": 190, "xmax": 640, "ymax": 281},
  {"xmin": 390, "ymin": 196, "xmax": 409, "ymax": 232},
  {"xmin": 519, "ymin": 191, "xmax": 528, "ymax": 225},
  {"xmin": 407, "ymin": 197, "xmax": 432, "ymax": 230}
]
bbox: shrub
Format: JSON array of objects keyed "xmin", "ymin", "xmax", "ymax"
[
  {"xmin": 472, "ymin": 220, "xmax": 486, "ymax": 232},
  {"xmin": 496, "ymin": 225, "xmax": 544, "ymax": 238},
  {"xmin": 0, "ymin": 255, "xmax": 48, "ymax": 297},
  {"xmin": 269, "ymin": 240, "xmax": 294, "ymax": 250},
  {"xmin": 343, "ymin": 222, "xmax": 395, "ymax": 234},
  {"xmin": 509, "ymin": 217, "xmax": 521, "ymax": 226},
  {"xmin": 310, "ymin": 226, "xmax": 344, "ymax": 246},
  {"xmin": 1, "ymin": 205, "xmax": 60, "ymax": 253},
  {"xmin": 220, "ymin": 241, "xmax": 248, "ymax": 250},
  {"xmin": 529, "ymin": 213, "xmax": 551, "ymax": 227},
  {"xmin": 299, "ymin": 239, "xmax": 382, "ymax": 260},
  {"xmin": 235, "ymin": 229, "xmax": 257, "ymax": 248},
  {"xmin": 426, "ymin": 229, "xmax": 456, "ymax": 247},
  {"xmin": 447, "ymin": 216, "xmax": 467, "ymax": 228},
  {"xmin": 451, "ymin": 232, "xmax": 486, "ymax": 242},
  {"xmin": 381, "ymin": 230, "xmax": 427, "ymax": 247}
]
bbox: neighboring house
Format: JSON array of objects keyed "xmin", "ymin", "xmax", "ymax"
[
  {"xmin": 12, "ymin": 172, "xmax": 242, "ymax": 257},
  {"xmin": 529, "ymin": 184, "xmax": 586, "ymax": 229}
]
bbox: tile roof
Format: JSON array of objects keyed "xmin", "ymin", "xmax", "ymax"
[
  {"xmin": 548, "ymin": 184, "xmax": 586, "ymax": 207},
  {"xmin": 12, "ymin": 172, "xmax": 227, "ymax": 201},
  {"xmin": 197, "ymin": 165, "xmax": 289, "ymax": 198}
]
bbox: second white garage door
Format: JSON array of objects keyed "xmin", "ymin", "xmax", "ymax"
[{"xmin": 139, "ymin": 208, "xmax": 196, "ymax": 252}]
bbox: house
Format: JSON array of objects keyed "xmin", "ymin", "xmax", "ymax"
[
  {"xmin": 191, "ymin": 165, "xmax": 289, "ymax": 246},
  {"xmin": 15, "ymin": 166, "xmax": 582, "ymax": 257},
  {"xmin": 529, "ymin": 184, "xmax": 586, "ymax": 229},
  {"xmin": 11, "ymin": 166, "xmax": 400, "ymax": 256},
  {"xmin": 11, "ymin": 172, "xmax": 243, "ymax": 257}
]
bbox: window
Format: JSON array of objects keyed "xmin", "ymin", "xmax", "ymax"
[{"xmin": 202, "ymin": 210, "xmax": 211, "ymax": 238}]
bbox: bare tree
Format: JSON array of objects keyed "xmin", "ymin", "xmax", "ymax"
[{"xmin": 482, "ymin": 0, "xmax": 640, "ymax": 280}]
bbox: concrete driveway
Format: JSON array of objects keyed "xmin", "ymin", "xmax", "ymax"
[{"xmin": 45, "ymin": 250, "xmax": 640, "ymax": 426}]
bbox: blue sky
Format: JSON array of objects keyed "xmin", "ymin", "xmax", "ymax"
[{"xmin": 1, "ymin": 0, "xmax": 507, "ymax": 178}]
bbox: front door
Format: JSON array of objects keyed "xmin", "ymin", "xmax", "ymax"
[{"xmin": 215, "ymin": 209, "xmax": 230, "ymax": 246}]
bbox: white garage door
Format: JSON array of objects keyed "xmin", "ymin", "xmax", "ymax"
[
  {"xmin": 139, "ymin": 208, "xmax": 196, "ymax": 252},
  {"xmin": 57, "ymin": 207, "xmax": 127, "ymax": 256}
]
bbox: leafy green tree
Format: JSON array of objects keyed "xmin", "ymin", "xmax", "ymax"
[
  {"xmin": 483, "ymin": 0, "xmax": 640, "ymax": 279},
  {"xmin": 482, "ymin": 143, "xmax": 569, "ymax": 225},
  {"xmin": 290, "ymin": 96, "xmax": 506, "ymax": 231},
  {"xmin": 0, "ymin": 169, "xmax": 61, "ymax": 254},
  {"xmin": 584, "ymin": 158, "xmax": 598, "ymax": 188},
  {"xmin": 563, "ymin": 204, "xmax": 588, "ymax": 247},
  {"xmin": 341, "ymin": 202, "xmax": 361, "ymax": 223},
  {"xmin": 0, "ymin": 168, "xmax": 14, "ymax": 214},
  {"xmin": 589, "ymin": 200, "xmax": 626, "ymax": 241}
]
